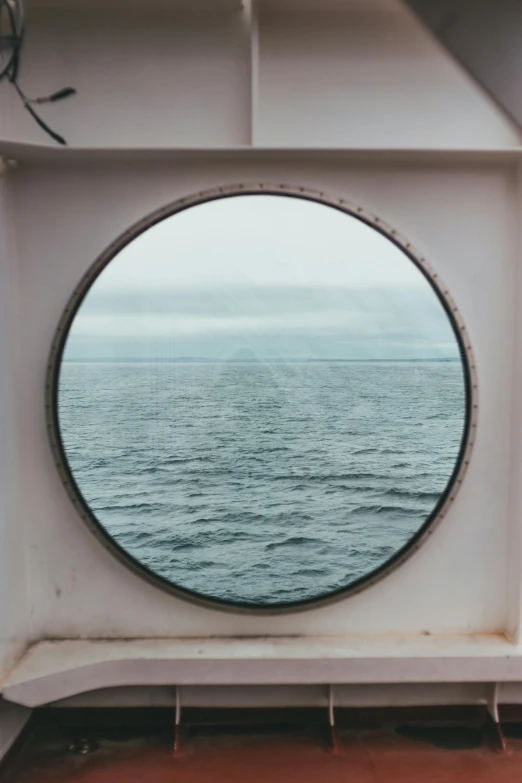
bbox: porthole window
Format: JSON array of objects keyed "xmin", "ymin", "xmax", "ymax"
[{"xmin": 48, "ymin": 186, "xmax": 474, "ymax": 612}]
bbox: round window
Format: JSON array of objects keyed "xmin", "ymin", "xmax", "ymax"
[{"xmin": 48, "ymin": 186, "xmax": 474, "ymax": 611}]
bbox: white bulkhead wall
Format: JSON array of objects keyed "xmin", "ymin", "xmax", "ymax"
[
  {"xmin": 1, "ymin": 0, "xmax": 522, "ymax": 673},
  {"xmin": 0, "ymin": 0, "xmax": 518, "ymax": 148},
  {"xmin": 0, "ymin": 173, "xmax": 30, "ymax": 673},
  {"xmin": 0, "ymin": 172, "xmax": 32, "ymax": 762},
  {"xmin": 255, "ymin": 0, "xmax": 520, "ymax": 147},
  {"xmin": 9, "ymin": 156, "xmax": 517, "ymax": 640}
]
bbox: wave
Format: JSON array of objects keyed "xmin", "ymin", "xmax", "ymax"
[
  {"xmin": 159, "ymin": 456, "xmax": 210, "ymax": 466},
  {"xmin": 383, "ymin": 488, "xmax": 441, "ymax": 502},
  {"xmin": 292, "ymin": 567, "xmax": 329, "ymax": 577},
  {"xmin": 60, "ymin": 359, "xmax": 466, "ymax": 603},
  {"xmin": 95, "ymin": 501, "xmax": 170, "ymax": 513},
  {"xmin": 271, "ymin": 472, "xmax": 395, "ymax": 482},
  {"xmin": 350, "ymin": 504, "xmax": 425, "ymax": 516},
  {"xmin": 265, "ymin": 536, "xmax": 324, "ymax": 551},
  {"xmin": 125, "ymin": 528, "xmax": 264, "ymax": 550}
]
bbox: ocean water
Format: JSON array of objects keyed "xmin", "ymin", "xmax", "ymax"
[{"xmin": 58, "ymin": 361, "xmax": 466, "ymax": 605}]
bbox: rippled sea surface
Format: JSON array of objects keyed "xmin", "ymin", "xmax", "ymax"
[{"xmin": 58, "ymin": 361, "xmax": 466, "ymax": 605}]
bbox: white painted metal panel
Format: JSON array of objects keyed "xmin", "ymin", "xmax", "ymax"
[
  {"xmin": 0, "ymin": 1, "xmax": 518, "ymax": 148},
  {"xmin": 6, "ymin": 157, "xmax": 515, "ymax": 640},
  {"xmin": 1, "ymin": 0, "xmax": 522, "ymax": 704},
  {"xmin": 46, "ymin": 682, "xmax": 493, "ymax": 709},
  {"xmin": 2, "ymin": 636, "xmax": 518, "ymax": 707},
  {"xmin": 2, "ymin": 144, "xmax": 522, "ymax": 163},
  {"xmin": 0, "ymin": 175, "xmax": 30, "ymax": 677},
  {"xmin": 506, "ymin": 164, "xmax": 522, "ymax": 643},
  {"xmin": 405, "ymin": 0, "xmax": 522, "ymax": 131},
  {"xmin": 256, "ymin": 6, "xmax": 520, "ymax": 147},
  {"xmin": 1, "ymin": 9, "xmax": 251, "ymax": 147}
]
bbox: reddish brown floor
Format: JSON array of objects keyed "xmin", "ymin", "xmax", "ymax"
[{"xmin": 8, "ymin": 728, "xmax": 522, "ymax": 783}]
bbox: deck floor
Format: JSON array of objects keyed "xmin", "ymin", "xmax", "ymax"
[{"xmin": 7, "ymin": 725, "xmax": 522, "ymax": 783}]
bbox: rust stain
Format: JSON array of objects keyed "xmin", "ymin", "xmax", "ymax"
[{"xmin": 10, "ymin": 731, "xmax": 522, "ymax": 783}]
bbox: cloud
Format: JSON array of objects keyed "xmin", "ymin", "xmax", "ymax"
[
  {"xmin": 62, "ymin": 195, "xmax": 460, "ymax": 361},
  {"xmin": 64, "ymin": 284, "xmax": 459, "ymax": 361},
  {"xmin": 92, "ymin": 195, "xmax": 426, "ymax": 291}
]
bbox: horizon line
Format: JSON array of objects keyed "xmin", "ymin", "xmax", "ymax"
[{"xmin": 62, "ymin": 357, "xmax": 460, "ymax": 364}]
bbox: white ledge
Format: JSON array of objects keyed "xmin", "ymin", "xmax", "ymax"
[
  {"xmin": 2, "ymin": 635, "xmax": 522, "ymax": 708},
  {"xmin": 1, "ymin": 141, "xmax": 522, "ymax": 165}
]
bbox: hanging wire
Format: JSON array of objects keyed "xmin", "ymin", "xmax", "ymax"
[{"xmin": 0, "ymin": 0, "xmax": 76, "ymax": 145}]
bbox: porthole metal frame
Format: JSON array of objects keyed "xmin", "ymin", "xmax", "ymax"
[{"xmin": 45, "ymin": 183, "xmax": 477, "ymax": 615}]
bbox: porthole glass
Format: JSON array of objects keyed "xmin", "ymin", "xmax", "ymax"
[{"xmin": 51, "ymin": 189, "xmax": 472, "ymax": 610}]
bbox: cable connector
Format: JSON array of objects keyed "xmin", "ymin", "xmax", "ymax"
[{"xmin": 35, "ymin": 87, "xmax": 76, "ymax": 104}]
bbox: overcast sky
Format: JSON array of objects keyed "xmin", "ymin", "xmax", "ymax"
[{"xmin": 63, "ymin": 195, "xmax": 459, "ymax": 361}]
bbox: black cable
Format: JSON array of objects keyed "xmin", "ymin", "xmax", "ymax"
[
  {"xmin": 0, "ymin": 0, "xmax": 76, "ymax": 145},
  {"xmin": 11, "ymin": 77, "xmax": 67, "ymax": 145},
  {"xmin": 0, "ymin": 0, "xmax": 22, "ymax": 81}
]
